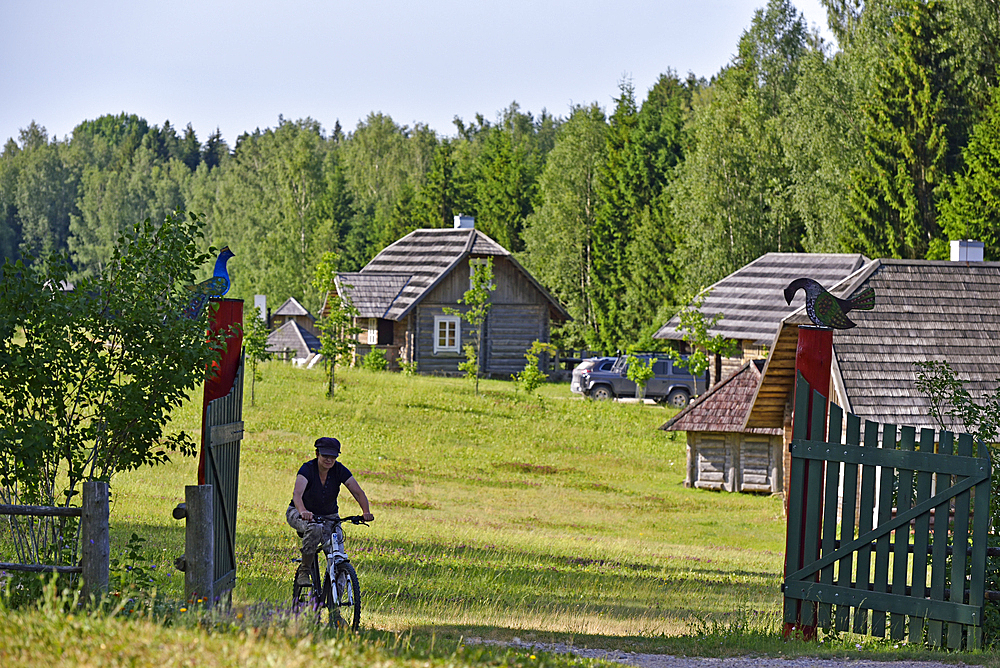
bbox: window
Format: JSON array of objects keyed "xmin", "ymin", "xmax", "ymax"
[
  {"xmin": 367, "ymin": 318, "xmax": 378, "ymax": 345},
  {"xmin": 469, "ymin": 258, "xmax": 495, "ymax": 291},
  {"xmin": 433, "ymin": 315, "xmax": 460, "ymax": 353}
]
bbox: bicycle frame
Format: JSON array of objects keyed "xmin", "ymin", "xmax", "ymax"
[{"xmin": 294, "ymin": 514, "xmax": 365, "ymax": 631}]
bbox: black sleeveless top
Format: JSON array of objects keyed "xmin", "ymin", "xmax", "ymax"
[{"xmin": 291, "ymin": 459, "xmax": 352, "ymax": 516}]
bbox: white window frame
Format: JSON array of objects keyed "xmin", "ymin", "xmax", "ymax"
[
  {"xmin": 367, "ymin": 318, "xmax": 378, "ymax": 345},
  {"xmin": 433, "ymin": 315, "xmax": 461, "ymax": 353}
]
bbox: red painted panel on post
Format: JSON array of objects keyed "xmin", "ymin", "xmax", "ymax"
[
  {"xmin": 794, "ymin": 326, "xmax": 833, "ymax": 438},
  {"xmin": 784, "ymin": 324, "xmax": 833, "ymax": 641},
  {"xmin": 199, "ymin": 299, "xmax": 243, "ymax": 484}
]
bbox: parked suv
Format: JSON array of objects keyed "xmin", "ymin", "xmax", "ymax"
[{"xmin": 571, "ymin": 354, "xmax": 707, "ymax": 407}]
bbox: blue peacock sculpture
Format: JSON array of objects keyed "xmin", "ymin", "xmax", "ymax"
[{"xmin": 182, "ymin": 246, "xmax": 235, "ymax": 319}]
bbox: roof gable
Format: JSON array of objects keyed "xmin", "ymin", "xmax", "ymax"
[
  {"xmin": 273, "ymin": 296, "xmax": 313, "ymax": 318},
  {"xmin": 266, "ymin": 320, "xmax": 320, "ymax": 358},
  {"xmin": 746, "ymin": 259, "xmax": 1000, "ymax": 433},
  {"xmin": 654, "ymin": 253, "xmax": 869, "ymax": 345},
  {"xmin": 362, "ymin": 228, "xmax": 506, "ymax": 319}
]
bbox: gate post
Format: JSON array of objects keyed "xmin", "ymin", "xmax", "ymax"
[
  {"xmin": 184, "ymin": 484, "xmax": 214, "ymax": 607},
  {"xmin": 199, "ymin": 299, "xmax": 243, "ymax": 484},
  {"xmin": 81, "ymin": 481, "xmax": 109, "ymax": 603},
  {"xmin": 783, "ymin": 325, "xmax": 833, "ymax": 640}
]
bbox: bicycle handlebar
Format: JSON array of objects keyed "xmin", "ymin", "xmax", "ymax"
[{"xmin": 312, "ymin": 514, "xmax": 371, "ymax": 526}]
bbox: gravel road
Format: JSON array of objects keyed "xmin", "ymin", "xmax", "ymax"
[{"xmin": 465, "ymin": 638, "xmax": 969, "ymax": 668}]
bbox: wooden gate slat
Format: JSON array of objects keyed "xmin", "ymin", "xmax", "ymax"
[
  {"xmin": 969, "ymin": 440, "xmax": 992, "ymax": 649},
  {"xmin": 784, "ymin": 581, "xmax": 983, "ymax": 625},
  {"xmin": 819, "ymin": 402, "xmax": 843, "ymax": 629},
  {"xmin": 835, "ymin": 413, "xmax": 861, "ymax": 633},
  {"xmin": 871, "ymin": 423, "xmax": 897, "ymax": 638},
  {"xmin": 890, "ymin": 425, "xmax": 915, "ymax": 640},
  {"xmin": 948, "ymin": 433, "xmax": 974, "ymax": 649},
  {"xmin": 800, "ymin": 389, "xmax": 828, "ymax": 629},
  {"xmin": 909, "ymin": 428, "xmax": 935, "ymax": 644},
  {"xmin": 853, "ymin": 420, "xmax": 879, "ymax": 634},
  {"xmin": 783, "ymin": 376, "xmax": 811, "ymax": 628},
  {"xmin": 787, "ymin": 471, "xmax": 981, "ymax": 582},
  {"xmin": 928, "ymin": 430, "xmax": 953, "ymax": 646}
]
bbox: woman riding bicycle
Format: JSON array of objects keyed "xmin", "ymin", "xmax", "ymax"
[{"xmin": 287, "ymin": 437, "xmax": 374, "ymax": 588}]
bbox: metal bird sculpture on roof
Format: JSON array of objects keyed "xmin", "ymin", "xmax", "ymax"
[
  {"xmin": 783, "ymin": 277, "xmax": 875, "ymax": 329},
  {"xmin": 182, "ymin": 246, "xmax": 235, "ymax": 319}
]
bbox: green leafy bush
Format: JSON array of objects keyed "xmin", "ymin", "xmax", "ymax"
[
  {"xmin": 626, "ymin": 353, "xmax": 656, "ymax": 397},
  {"xmin": 0, "ymin": 211, "xmax": 228, "ymax": 576},
  {"xmin": 362, "ymin": 348, "xmax": 389, "ymax": 371},
  {"xmin": 514, "ymin": 340, "xmax": 558, "ymax": 394}
]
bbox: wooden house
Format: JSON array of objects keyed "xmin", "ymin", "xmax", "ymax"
[
  {"xmin": 266, "ymin": 320, "xmax": 321, "ymax": 361},
  {"xmin": 653, "ymin": 253, "xmax": 869, "ymax": 386},
  {"xmin": 664, "ymin": 256, "xmax": 1000, "ymax": 497},
  {"xmin": 327, "ymin": 219, "xmax": 570, "ymax": 375},
  {"xmin": 661, "ymin": 360, "xmax": 783, "ymax": 493},
  {"xmin": 746, "ymin": 258, "xmax": 1000, "ymax": 440},
  {"xmin": 271, "ymin": 297, "xmax": 317, "ymax": 335}
]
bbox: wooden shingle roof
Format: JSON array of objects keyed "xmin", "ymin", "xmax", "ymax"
[
  {"xmin": 266, "ymin": 320, "xmax": 320, "ymax": 359},
  {"xmin": 273, "ymin": 296, "xmax": 313, "ymax": 318},
  {"xmin": 335, "ymin": 272, "xmax": 411, "ymax": 319},
  {"xmin": 363, "ymin": 228, "xmax": 507, "ymax": 320},
  {"xmin": 333, "ymin": 227, "xmax": 569, "ymax": 322},
  {"xmin": 746, "ymin": 259, "xmax": 1000, "ymax": 434},
  {"xmin": 654, "ymin": 253, "xmax": 869, "ymax": 345},
  {"xmin": 661, "ymin": 359, "xmax": 781, "ymax": 435}
]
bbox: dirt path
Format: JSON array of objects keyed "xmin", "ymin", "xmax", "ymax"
[{"xmin": 465, "ymin": 638, "xmax": 969, "ymax": 668}]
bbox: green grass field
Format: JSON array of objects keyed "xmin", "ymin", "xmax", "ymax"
[
  {"xmin": 1, "ymin": 362, "xmax": 994, "ymax": 665},
  {"xmin": 108, "ymin": 363, "xmax": 786, "ymax": 636}
]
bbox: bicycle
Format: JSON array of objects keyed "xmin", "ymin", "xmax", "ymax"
[{"xmin": 291, "ymin": 514, "xmax": 368, "ymax": 631}]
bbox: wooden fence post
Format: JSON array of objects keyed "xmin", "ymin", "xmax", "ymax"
[
  {"xmin": 81, "ymin": 481, "xmax": 109, "ymax": 602},
  {"xmin": 184, "ymin": 484, "xmax": 214, "ymax": 607}
]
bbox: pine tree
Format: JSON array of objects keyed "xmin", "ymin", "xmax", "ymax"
[
  {"xmin": 589, "ymin": 81, "xmax": 640, "ymax": 353},
  {"xmin": 845, "ymin": 0, "xmax": 962, "ymax": 259}
]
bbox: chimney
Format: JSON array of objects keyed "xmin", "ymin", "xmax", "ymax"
[
  {"xmin": 454, "ymin": 215, "xmax": 475, "ymax": 229},
  {"xmin": 950, "ymin": 240, "xmax": 985, "ymax": 262}
]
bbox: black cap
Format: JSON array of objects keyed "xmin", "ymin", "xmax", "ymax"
[{"xmin": 314, "ymin": 437, "xmax": 341, "ymax": 456}]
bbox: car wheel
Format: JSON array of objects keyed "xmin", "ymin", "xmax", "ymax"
[
  {"xmin": 666, "ymin": 389, "xmax": 690, "ymax": 408},
  {"xmin": 590, "ymin": 385, "xmax": 614, "ymax": 401}
]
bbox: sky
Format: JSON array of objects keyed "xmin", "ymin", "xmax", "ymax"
[{"xmin": 2, "ymin": 0, "xmax": 835, "ymax": 147}]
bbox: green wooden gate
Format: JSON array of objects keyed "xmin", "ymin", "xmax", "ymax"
[
  {"xmin": 783, "ymin": 373, "xmax": 991, "ymax": 649},
  {"xmin": 203, "ymin": 350, "xmax": 245, "ymax": 599}
]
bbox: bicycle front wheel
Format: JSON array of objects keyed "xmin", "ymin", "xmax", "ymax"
[
  {"xmin": 332, "ymin": 561, "xmax": 361, "ymax": 632},
  {"xmin": 293, "ymin": 559, "xmax": 323, "ymax": 614}
]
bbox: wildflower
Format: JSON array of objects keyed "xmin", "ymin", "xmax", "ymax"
[
  {"xmin": 856, "ymin": 643, "xmax": 862, "ymax": 650},
  {"xmin": 180, "ymin": 607, "xmax": 187, "ymax": 612}
]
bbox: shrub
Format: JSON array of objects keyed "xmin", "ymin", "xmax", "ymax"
[
  {"xmin": 514, "ymin": 340, "xmax": 558, "ymax": 394},
  {"xmin": 362, "ymin": 348, "xmax": 389, "ymax": 371},
  {"xmin": 0, "ymin": 211, "xmax": 228, "ymax": 577}
]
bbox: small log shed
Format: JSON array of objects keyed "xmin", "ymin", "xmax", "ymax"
[{"xmin": 661, "ymin": 359, "xmax": 783, "ymax": 493}]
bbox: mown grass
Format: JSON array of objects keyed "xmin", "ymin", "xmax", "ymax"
[{"xmin": 1, "ymin": 362, "xmax": 996, "ymax": 665}]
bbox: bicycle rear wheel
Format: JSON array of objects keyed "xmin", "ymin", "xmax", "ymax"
[{"xmin": 332, "ymin": 561, "xmax": 361, "ymax": 632}]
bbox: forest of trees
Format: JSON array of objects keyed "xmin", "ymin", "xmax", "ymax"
[{"xmin": 3, "ymin": 0, "xmax": 1000, "ymax": 353}]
